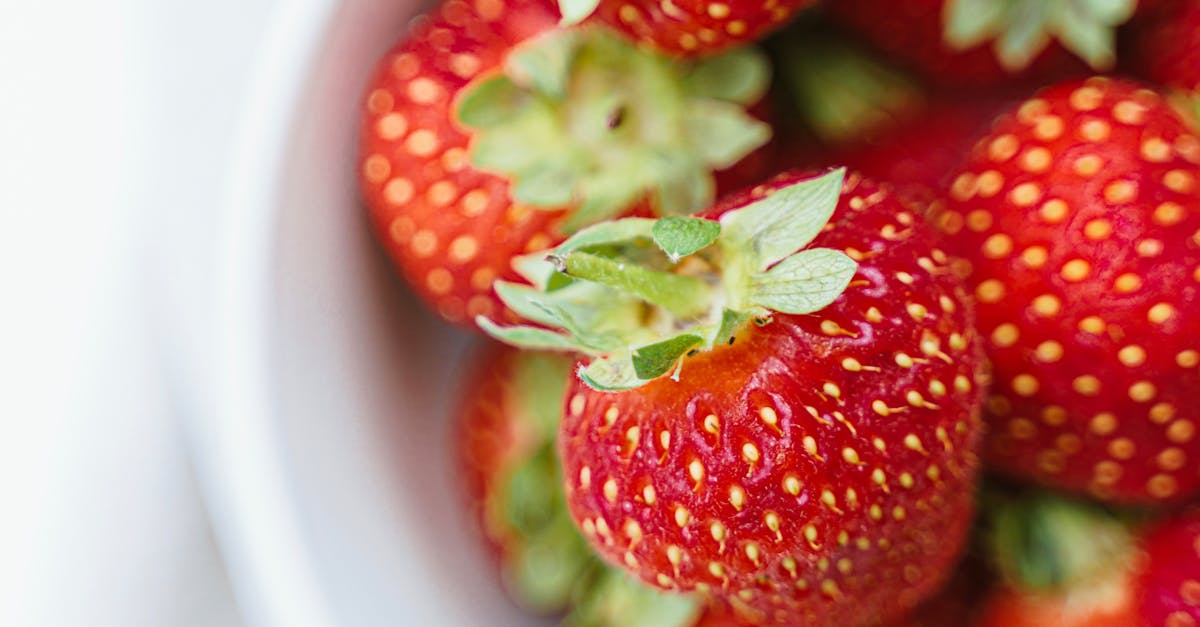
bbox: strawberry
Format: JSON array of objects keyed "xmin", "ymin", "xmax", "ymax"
[
  {"xmin": 455, "ymin": 344, "xmax": 707, "ymax": 624},
  {"xmin": 976, "ymin": 493, "xmax": 1200, "ymax": 627},
  {"xmin": 826, "ymin": 96, "xmax": 1014, "ymax": 203},
  {"xmin": 1137, "ymin": 506, "xmax": 1200, "ymax": 627},
  {"xmin": 557, "ymin": 0, "xmax": 816, "ymax": 57},
  {"xmin": 482, "ymin": 169, "xmax": 987, "ymax": 625},
  {"xmin": 1129, "ymin": 0, "xmax": 1200, "ymax": 93},
  {"xmin": 934, "ymin": 76, "xmax": 1200, "ymax": 504},
  {"xmin": 358, "ymin": 0, "xmax": 771, "ymax": 326},
  {"xmin": 826, "ymin": 0, "xmax": 1155, "ymax": 87}
]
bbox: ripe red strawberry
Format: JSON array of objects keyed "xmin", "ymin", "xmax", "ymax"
[
  {"xmin": 826, "ymin": 96, "xmax": 1014, "ymax": 202},
  {"xmin": 455, "ymin": 345, "xmax": 709, "ymax": 623},
  {"xmin": 1137, "ymin": 506, "xmax": 1200, "ymax": 627},
  {"xmin": 1129, "ymin": 0, "xmax": 1200, "ymax": 92},
  {"xmin": 826, "ymin": 0, "xmax": 1155, "ymax": 87},
  {"xmin": 558, "ymin": 0, "xmax": 816, "ymax": 57},
  {"xmin": 934, "ymin": 76, "xmax": 1200, "ymax": 504},
  {"xmin": 976, "ymin": 494, "xmax": 1200, "ymax": 627},
  {"xmin": 483, "ymin": 169, "xmax": 987, "ymax": 625},
  {"xmin": 358, "ymin": 0, "xmax": 771, "ymax": 326},
  {"xmin": 455, "ymin": 346, "xmax": 585, "ymax": 612}
]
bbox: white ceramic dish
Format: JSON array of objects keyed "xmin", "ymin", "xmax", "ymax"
[{"xmin": 205, "ymin": 1, "xmax": 533, "ymax": 625}]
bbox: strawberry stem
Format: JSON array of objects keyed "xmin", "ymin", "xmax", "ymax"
[{"xmin": 551, "ymin": 251, "xmax": 713, "ymax": 319}]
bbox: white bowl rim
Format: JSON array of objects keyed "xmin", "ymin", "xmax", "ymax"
[{"xmin": 202, "ymin": 1, "xmax": 342, "ymax": 626}]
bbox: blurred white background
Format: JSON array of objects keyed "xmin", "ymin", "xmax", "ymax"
[{"xmin": 0, "ymin": 0, "xmax": 282, "ymax": 624}]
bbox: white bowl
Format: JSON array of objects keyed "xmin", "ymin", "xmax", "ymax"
[{"xmin": 204, "ymin": 1, "xmax": 534, "ymax": 625}]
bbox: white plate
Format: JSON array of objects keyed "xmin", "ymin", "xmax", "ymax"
[{"xmin": 204, "ymin": 1, "xmax": 534, "ymax": 625}]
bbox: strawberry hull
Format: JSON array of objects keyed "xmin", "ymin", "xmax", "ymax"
[{"xmin": 558, "ymin": 172, "xmax": 986, "ymax": 625}]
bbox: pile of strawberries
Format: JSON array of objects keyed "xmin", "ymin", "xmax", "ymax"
[{"xmin": 355, "ymin": 0, "xmax": 1200, "ymax": 624}]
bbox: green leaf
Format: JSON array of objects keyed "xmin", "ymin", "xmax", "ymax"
[
  {"xmin": 531, "ymin": 299, "xmax": 630, "ymax": 353},
  {"xmin": 557, "ymin": 0, "xmax": 602, "ymax": 25},
  {"xmin": 512, "ymin": 352, "xmax": 573, "ymax": 440},
  {"xmin": 564, "ymin": 178, "xmax": 649, "ymax": 233},
  {"xmin": 651, "ymin": 155, "xmax": 714, "ymax": 217},
  {"xmin": 994, "ymin": 0, "xmax": 1051, "ymax": 71},
  {"xmin": 578, "ymin": 356, "xmax": 644, "ymax": 391},
  {"xmin": 712, "ymin": 308, "xmax": 754, "ymax": 346},
  {"xmin": 470, "ymin": 109, "xmax": 561, "ymax": 175},
  {"xmin": 943, "ymin": 0, "xmax": 1006, "ymax": 49},
  {"xmin": 477, "ymin": 317, "xmax": 591, "ymax": 353},
  {"xmin": 747, "ymin": 248, "xmax": 858, "ymax": 315},
  {"xmin": 989, "ymin": 491, "xmax": 1133, "ymax": 592},
  {"xmin": 493, "ymin": 281, "xmax": 567, "ymax": 328},
  {"xmin": 456, "ymin": 76, "xmax": 533, "ymax": 128},
  {"xmin": 512, "ymin": 161, "xmax": 579, "ymax": 207},
  {"xmin": 563, "ymin": 569, "xmax": 701, "ymax": 627},
  {"xmin": 505, "ymin": 30, "xmax": 582, "ymax": 98},
  {"xmin": 507, "ymin": 511, "xmax": 594, "ymax": 613},
  {"xmin": 771, "ymin": 33, "xmax": 922, "ymax": 145},
  {"xmin": 631, "ymin": 334, "xmax": 702, "ymax": 380},
  {"xmin": 1048, "ymin": 4, "xmax": 1116, "ymax": 70},
  {"xmin": 510, "ymin": 252, "xmax": 559, "ymax": 290},
  {"xmin": 503, "ymin": 447, "xmax": 560, "ymax": 535},
  {"xmin": 682, "ymin": 100, "xmax": 772, "ymax": 169},
  {"xmin": 558, "ymin": 251, "xmax": 712, "ymax": 319},
  {"xmin": 553, "ymin": 217, "xmax": 657, "ymax": 255},
  {"xmin": 651, "ymin": 216, "xmax": 720, "ymax": 262},
  {"xmin": 684, "ymin": 47, "xmax": 771, "ymax": 104},
  {"xmin": 1083, "ymin": 0, "xmax": 1136, "ymax": 23},
  {"xmin": 719, "ymin": 168, "xmax": 846, "ymax": 272}
]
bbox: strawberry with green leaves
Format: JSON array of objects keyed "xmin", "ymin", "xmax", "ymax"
[
  {"xmin": 455, "ymin": 345, "xmax": 706, "ymax": 625},
  {"xmin": 934, "ymin": 76, "xmax": 1200, "ymax": 504},
  {"xmin": 827, "ymin": 0, "xmax": 1158, "ymax": 86},
  {"xmin": 483, "ymin": 169, "xmax": 987, "ymax": 625},
  {"xmin": 976, "ymin": 493, "xmax": 1200, "ymax": 627},
  {"xmin": 358, "ymin": 0, "xmax": 770, "ymax": 326},
  {"xmin": 557, "ymin": 0, "xmax": 816, "ymax": 57}
]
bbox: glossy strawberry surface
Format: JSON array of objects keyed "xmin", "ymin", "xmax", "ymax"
[
  {"xmin": 1130, "ymin": 0, "xmax": 1200, "ymax": 92},
  {"xmin": 359, "ymin": 0, "xmax": 567, "ymax": 326},
  {"xmin": 559, "ymin": 172, "xmax": 986, "ymax": 625},
  {"xmin": 1138, "ymin": 507, "xmax": 1200, "ymax": 627},
  {"xmin": 827, "ymin": 96, "xmax": 1014, "ymax": 203},
  {"xmin": 825, "ymin": 0, "xmax": 1087, "ymax": 87},
  {"xmin": 591, "ymin": 0, "xmax": 816, "ymax": 57},
  {"xmin": 936, "ymin": 76, "xmax": 1200, "ymax": 504}
]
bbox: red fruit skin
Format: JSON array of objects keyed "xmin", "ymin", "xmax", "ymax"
[
  {"xmin": 975, "ymin": 584, "xmax": 1139, "ymax": 627},
  {"xmin": 1130, "ymin": 0, "xmax": 1200, "ymax": 92},
  {"xmin": 559, "ymin": 171, "xmax": 986, "ymax": 625},
  {"xmin": 936, "ymin": 76, "xmax": 1200, "ymax": 505},
  {"xmin": 358, "ymin": 0, "xmax": 569, "ymax": 327},
  {"xmin": 1138, "ymin": 506, "xmax": 1200, "ymax": 627},
  {"xmin": 828, "ymin": 96, "xmax": 1014, "ymax": 203},
  {"xmin": 358, "ymin": 2, "xmax": 775, "ymax": 328},
  {"xmin": 590, "ymin": 0, "xmax": 816, "ymax": 57},
  {"xmin": 825, "ymin": 0, "xmax": 1088, "ymax": 88},
  {"xmin": 457, "ymin": 344, "xmax": 553, "ymax": 562}
]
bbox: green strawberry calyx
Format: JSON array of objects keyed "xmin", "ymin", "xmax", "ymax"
[
  {"xmin": 490, "ymin": 352, "xmax": 701, "ymax": 625},
  {"xmin": 770, "ymin": 28, "xmax": 924, "ymax": 145},
  {"xmin": 943, "ymin": 0, "xmax": 1137, "ymax": 71},
  {"xmin": 988, "ymin": 490, "xmax": 1136, "ymax": 593},
  {"xmin": 478, "ymin": 169, "xmax": 857, "ymax": 391},
  {"xmin": 456, "ymin": 27, "xmax": 771, "ymax": 232}
]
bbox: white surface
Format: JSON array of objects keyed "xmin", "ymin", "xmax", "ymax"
[
  {"xmin": 203, "ymin": 0, "xmax": 537, "ymax": 625},
  {"xmin": 0, "ymin": 0, "xmax": 273, "ymax": 625}
]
